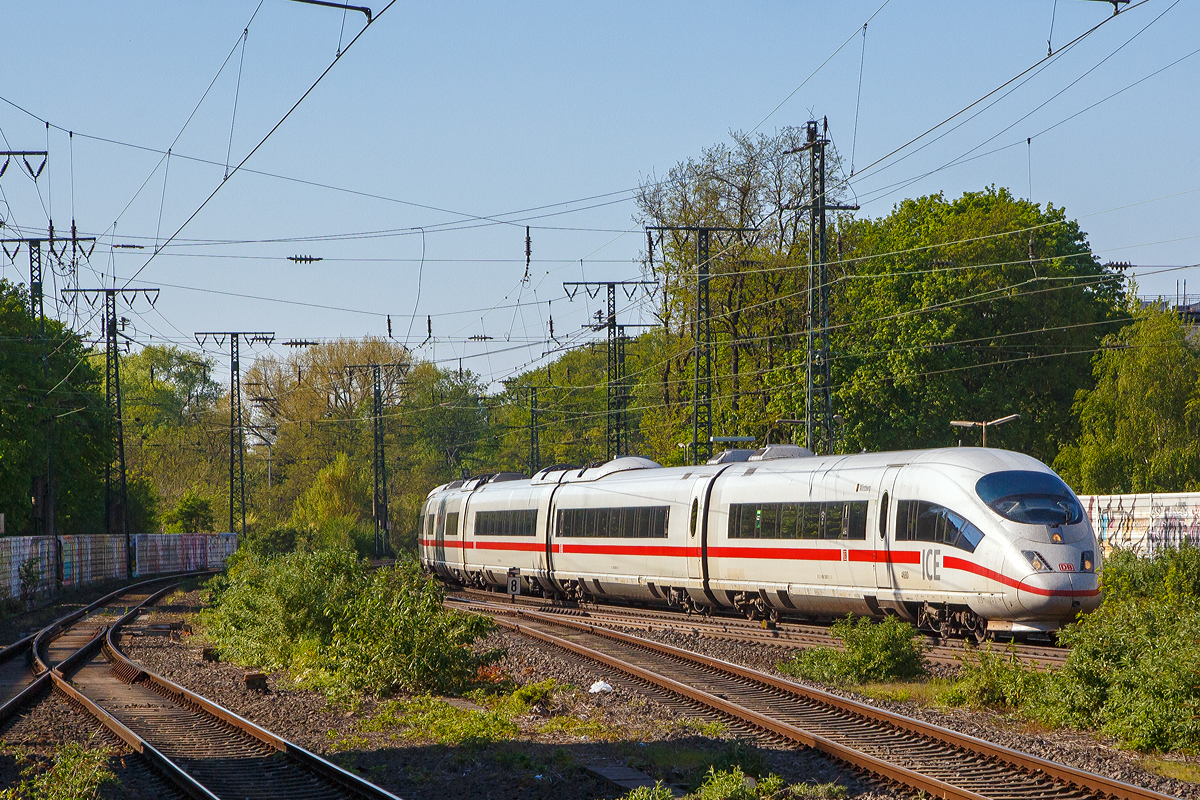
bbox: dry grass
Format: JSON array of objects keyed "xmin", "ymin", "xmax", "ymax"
[
  {"xmin": 1138, "ymin": 756, "xmax": 1200, "ymax": 783},
  {"xmin": 855, "ymin": 678, "xmax": 955, "ymax": 705}
]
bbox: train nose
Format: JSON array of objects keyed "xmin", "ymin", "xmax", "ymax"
[{"xmin": 1016, "ymin": 570, "xmax": 1100, "ymax": 616}]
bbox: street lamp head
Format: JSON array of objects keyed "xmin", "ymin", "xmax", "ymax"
[
  {"xmin": 988, "ymin": 413, "xmax": 1020, "ymax": 426},
  {"xmin": 949, "ymin": 421, "xmax": 977, "ymax": 428}
]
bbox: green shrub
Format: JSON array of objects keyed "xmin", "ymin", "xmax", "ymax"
[
  {"xmin": 1100, "ymin": 542, "xmax": 1200, "ymax": 604},
  {"xmin": 512, "ymin": 677, "xmax": 559, "ymax": 706},
  {"xmin": 162, "ymin": 489, "xmax": 214, "ymax": 533},
  {"xmin": 694, "ymin": 766, "xmax": 758, "ymax": 800},
  {"xmin": 239, "ymin": 525, "xmax": 302, "ymax": 559},
  {"xmin": 1041, "ymin": 596, "xmax": 1200, "ymax": 751},
  {"xmin": 0, "ymin": 739, "xmax": 116, "ymax": 800},
  {"xmin": 939, "ymin": 646, "xmax": 1047, "ymax": 710},
  {"xmin": 619, "ymin": 783, "xmax": 675, "ymax": 800},
  {"xmin": 940, "ymin": 544, "xmax": 1200, "ymax": 752},
  {"xmin": 323, "ymin": 558, "xmax": 499, "ymax": 695},
  {"xmin": 201, "ymin": 548, "xmax": 363, "ymax": 672},
  {"xmin": 778, "ymin": 615, "xmax": 926, "ymax": 685},
  {"xmin": 202, "ymin": 550, "xmax": 498, "ymax": 697}
]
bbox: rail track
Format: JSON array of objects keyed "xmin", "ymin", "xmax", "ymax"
[
  {"xmin": 2, "ymin": 575, "xmax": 400, "ymax": 800},
  {"xmin": 446, "ymin": 587, "xmax": 1069, "ymax": 668},
  {"xmin": 459, "ymin": 597, "xmax": 1173, "ymax": 800},
  {"xmin": 0, "ymin": 574, "xmax": 207, "ymax": 725}
]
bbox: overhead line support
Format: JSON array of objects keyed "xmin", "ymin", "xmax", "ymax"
[
  {"xmin": 563, "ymin": 280, "xmax": 657, "ymax": 461},
  {"xmin": 195, "ymin": 331, "xmax": 275, "ymax": 538},
  {"xmin": 646, "ymin": 225, "xmax": 756, "ymax": 465},
  {"xmin": 65, "ymin": 287, "xmax": 160, "ymax": 575},
  {"xmin": 346, "ymin": 361, "xmax": 409, "ymax": 557}
]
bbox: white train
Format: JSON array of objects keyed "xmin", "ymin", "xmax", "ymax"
[{"xmin": 418, "ymin": 446, "xmax": 1101, "ymax": 639}]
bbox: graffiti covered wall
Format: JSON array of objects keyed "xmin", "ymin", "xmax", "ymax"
[
  {"xmin": 0, "ymin": 533, "xmax": 237, "ymax": 609},
  {"xmin": 1079, "ymin": 493, "xmax": 1200, "ymax": 555}
]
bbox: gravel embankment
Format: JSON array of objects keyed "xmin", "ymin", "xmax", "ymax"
[
  {"xmin": 120, "ymin": 590, "xmax": 902, "ymax": 800},
  {"xmin": 614, "ymin": 624, "xmax": 1200, "ymax": 800}
]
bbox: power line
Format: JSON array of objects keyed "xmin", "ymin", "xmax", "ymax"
[{"xmin": 119, "ymin": 0, "xmax": 401, "ymax": 291}]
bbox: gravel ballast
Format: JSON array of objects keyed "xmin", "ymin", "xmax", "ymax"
[
  {"xmin": 610, "ymin": 622, "xmax": 1200, "ymax": 800},
  {"xmin": 119, "ymin": 589, "xmax": 901, "ymax": 800}
]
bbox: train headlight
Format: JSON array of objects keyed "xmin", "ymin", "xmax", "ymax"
[
  {"xmin": 1080, "ymin": 550, "xmax": 1094, "ymax": 572},
  {"xmin": 1021, "ymin": 550, "xmax": 1053, "ymax": 573},
  {"xmin": 1050, "ymin": 531, "xmax": 1063, "ymax": 543}
]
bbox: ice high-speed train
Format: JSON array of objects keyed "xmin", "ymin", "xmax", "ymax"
[{"xmin": 418, "ymin": 446, "xmax": 1101, "ymax": 639}]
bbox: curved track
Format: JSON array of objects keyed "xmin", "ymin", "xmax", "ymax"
[
  {"xmin": 461, "ymin": 597, "xmax": 1172, "ymax": 800},
  {"xmin": 52, "ymin": 584, "xmax": 401, "ymax": 800},
  {"xmin": 446, "ymin": 587, "xmax": 1069, "ymax": 668},
  {"xmin": 1, "ymin": 575, "xmax": 401, "ymax": 800},
  {"xmin": 0, "ymin": 575, "xmax": 202, "ymax": 725}
]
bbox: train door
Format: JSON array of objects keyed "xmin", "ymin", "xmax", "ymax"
[
  {"xmin": 874, "ymin": 466, "xmax": 903, "ymax": 590},
  {"xmin": 433, "ymin": 497, "xmax": 448, "ymax": 577},
  {"xmin": 686, "ymin": 477, "xmax": 709, "ymax": 589}
]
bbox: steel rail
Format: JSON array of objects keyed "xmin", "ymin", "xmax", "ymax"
[
  {"xmin": 0, "ymin": 571, "xmax": 214, "ymax": 724},
  {"xmin": 45, "ymin": 584, "xmax": 221, "ymax": 800},
  {"xmin": 493, "ymin": 613, "xmax": 990, "ymax": 800},
  {"xmin": 475, "ymin": 602, "xmax": 1174, "ymax": 800},
  {"xmin": 88, "ymin": 589, "xmax": 402, "ymax": 800}
]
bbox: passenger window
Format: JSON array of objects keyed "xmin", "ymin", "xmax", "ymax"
[
  {"xmin": 690, "ymin": 499, "xmax": 699, "ymax": 537},
  {"xmin": 847, "ymin": 501, "xmax": 868, "ymax": 540},
  {"xmin": 822, "ymin": 503, "xmax": 843, "ymax": 540}
]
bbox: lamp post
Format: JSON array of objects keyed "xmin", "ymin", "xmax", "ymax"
[{"xmin": 950, "ymin": 414, "xmax": 1019, "ymax": 447}]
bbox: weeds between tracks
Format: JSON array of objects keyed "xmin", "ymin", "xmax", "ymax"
[
  {"xmin": 0, "ymin": 735, "xmax": 116, "ymax": 800},
  {"xmin": 772, "ymin": 545, "xmax": 1200, "ymax": 754},
  {"xmin": 777, "ymin": 615, "xmax": 927, "ymax": 686}
]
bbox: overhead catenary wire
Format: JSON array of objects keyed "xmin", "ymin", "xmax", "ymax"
[{"xmin": 119, "ymin": 0, "xmax": 402, "ymax": 291}]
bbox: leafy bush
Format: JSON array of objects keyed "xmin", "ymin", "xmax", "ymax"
[
  {"xmin": 620, "ymin": 783, "xmax": 675, "ymax": 800},
  {"xmin": 239, "ymin": 525, "xmax": 302, "ymax": 559},
  {"xmin": 323, "ymin": 558, "xmax": 499, "ymax": 695},
  {"xmin": 202, "ymin": 550, "xmax": 497, "ymax": 697},
  {"xmin": 1100, "ymin": 542, "xmax": 1200, "ymax": 604},
  {"xmin": 941, "ymin": 544, "xmax": 1200, "ymax": 752},
  {"xmin": 0, "ymin": 739, "xmax": 116, "ymax": 800},
  {"xmin": 202, "ymin": 548, "xmax": 363, "ymax": 672},
  {"xmin": 939, "ymin": 646, "xmax": 1047, "ymax": 710},
  {"xmin": 778, "ymin": 615, "xmax": 926, "ymax": 685},
  {"xmin": 17, "ymin": 557, "xmax": 40, "ymax": 609},
  {"xmin": 1040, "ymin": 596, "xmax": 1200, "ymax": 751}
]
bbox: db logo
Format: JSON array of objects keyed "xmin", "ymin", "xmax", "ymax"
[{"xmin": 1058, "ymin": 563, "xmax": 1075, "ymax": 572}]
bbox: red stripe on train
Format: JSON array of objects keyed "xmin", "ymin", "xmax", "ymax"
[{"xmin": 942, "ymin": 555, "xmax": 1099, "ymax": 597}]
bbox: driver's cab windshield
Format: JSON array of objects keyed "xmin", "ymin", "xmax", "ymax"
[{"xmin": 975, "ymin": 470, "xmax": 1083, "ymax": 526}]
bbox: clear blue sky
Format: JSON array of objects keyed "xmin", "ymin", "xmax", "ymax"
[{"xmin": 1, "ymin": 0, "xmax": 1196, "ymax": 387}]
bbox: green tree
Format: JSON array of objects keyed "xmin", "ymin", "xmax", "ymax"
[
  {"xmin": 635, "ymin": 127, "xmax": 837, "ymax": 456},
  {"xmin": 162, "ymin": 489, "xmax": 215, "ymax": 533},
  {"xmin": 800, "ymin": 187, "xmax": 1124, "ymax": 462},
  {"xmin": 291, "ymin": 452, "xmax": 370, "ymax": 529},
  {"xmin": 1055, "ymin": 303, "xmax": 1200, "ymax": 493},
  {"xmin": 0, "ymin": 279, "xmax": 107, "ymax": 534},
  {"xmin": 121, "ymin": 345, "xmax": 225, "ymax": 518}
]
